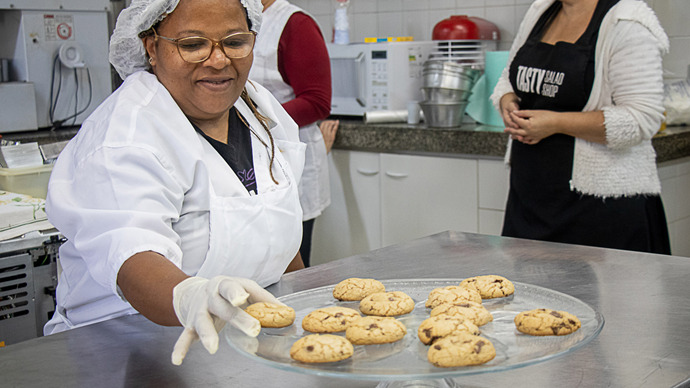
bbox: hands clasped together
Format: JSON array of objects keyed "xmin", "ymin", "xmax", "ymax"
[
  {"xmin": 500, "ymin": 93, "xmax": 560, "ymax": 145},
  {"xmin": 171, "ymin": 275, "xmax": 283, "ymax": 365}
]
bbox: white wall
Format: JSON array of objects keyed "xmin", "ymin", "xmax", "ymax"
[{"xmin": 293, "ymin": 0, "xmax": 690, "ymax": 81}]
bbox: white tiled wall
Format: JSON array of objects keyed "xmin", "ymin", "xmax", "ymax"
[{"xmin": 293, "ymin": 0, "xmax": 690, "ymax": 81}]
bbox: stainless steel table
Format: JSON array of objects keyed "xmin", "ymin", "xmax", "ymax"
[{"xmin": 2, "ymin": 231, "xmax": 689, "ymax": 387}]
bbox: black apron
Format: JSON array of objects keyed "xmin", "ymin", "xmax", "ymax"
[{"xmin": 502, "ymin": 0, "xmax": 671, "ymax": 254}]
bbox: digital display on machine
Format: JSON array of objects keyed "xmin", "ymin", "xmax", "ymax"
[{"xmin": 371, "ymin": 50, "xmax": 387, "ymax": 60}]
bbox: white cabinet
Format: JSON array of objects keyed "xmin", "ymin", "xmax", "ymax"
[
  {"xmin": 379, "ymin": 153, "xmax": 478, "ymax": 247},
  {"xmin": 478, "ymin": 159, "xmax": 510, "ymax": 235},
  {"xmin": 311, "ymin": 150, "xmax": 382, "ymax": 263},
  {"xmin": 312, "ymin": 150, "xmax": 489, "ymax": 265},
  {"xmin": 312, "ymin": 151, "xmax": 690, "ymax": 264}
]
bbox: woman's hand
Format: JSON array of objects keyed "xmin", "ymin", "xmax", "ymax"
[
  {"xmin": 319, "ymin": 119, "xmax": 339, "ymax": 153},
  {"xmin": 505, "ymin": 110, "xmax": 561, "ymax": 145},
  {"xmin": 499, "ymin": 93, "xmax": 521, "ymax": 130},
  {"xmin": 171, "ymin": 276, "xmax": 283, "ymax": 365}
]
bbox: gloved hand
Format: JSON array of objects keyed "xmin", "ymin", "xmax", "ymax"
[{"xmin": 171, "ymin": 275, "xmax": 282, "ymax": 365}]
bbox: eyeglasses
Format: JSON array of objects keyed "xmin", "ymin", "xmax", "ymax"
[{"xmin": 152, "ymin": 27, "xmax": 256, "ymax": 63}]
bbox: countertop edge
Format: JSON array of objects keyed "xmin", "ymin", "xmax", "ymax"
[
  {"xmin": 3, "ymin": 122, "xmax": 689, "ymax": 163},
  {"xmin": 331, "ymin": 120, "xmax": 690, "ymax": 163}
]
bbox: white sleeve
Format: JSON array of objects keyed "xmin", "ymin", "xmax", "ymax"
[
  {"xmin": 46, "ymin": 144, "xmax": 185, "ymax": 295},
  {"xmin": 603, "ymin": 21, "xmax": 666, "ymax": 150}
]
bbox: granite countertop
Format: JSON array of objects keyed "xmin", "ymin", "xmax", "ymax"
[
  {"xmin": 4, "ymin": 121, "xmax": 689, "ymax": 163},
  {"xmin": 332, "ymin": 119, "xmax": 690, "ymax": 163}
]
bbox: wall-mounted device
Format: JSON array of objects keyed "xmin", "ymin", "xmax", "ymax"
[{"xmin": 0, "ymin": 2, "xmax": 112, "ymax": 133}]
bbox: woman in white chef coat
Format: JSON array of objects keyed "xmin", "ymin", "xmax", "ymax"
[
  {"xmin": 43, "ymin": 0, "xmax": 305, "ymax": 365},
  {"xmin": 249, "ymin": 0, "xmax": 332, "ymax": 267}
]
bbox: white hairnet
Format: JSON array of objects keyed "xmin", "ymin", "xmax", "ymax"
[
  {"xmin": 109, "ymin": 0, "xmax": 263, "ymax": 80},
  {"xmin": 241, "ymin": 0, "xmax": 263, "ymax": 33}
]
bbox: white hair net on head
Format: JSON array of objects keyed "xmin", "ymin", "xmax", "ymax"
[
  {"xmin": 241, "ymin": 0, "xmax": 263, "ymax": 33},
  {"xmin": 109, "ymin": 0, "xmax": 264, "ymax": 80}
]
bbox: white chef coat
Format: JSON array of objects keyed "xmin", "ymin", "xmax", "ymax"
[
  {"xmin": 249, "ymin": 0, "xmax": 331, "ymax": 221},
  {"xmin": 43, "ymin": 71, "xmax": 305, "ymax": 334}
]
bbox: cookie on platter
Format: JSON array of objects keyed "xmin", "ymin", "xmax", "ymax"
[
  {"xmin": 514, "ymin": 308, "xmax": 581, "ymax": 336},
  {"xmin": 333, "ymin": 278, "xmax": 386, "ymax": 301},
  {"xmin": 427, "ymin": 333, "xmax": 496, "ymax": 367},
  {"xmin": 460, "ymin": 275, "xmax": 515, "ymax": 299},
  {"xmin": 290, "ymin": 334, "xmax": 354, "ymax": 363},
  {"xmin": 429, "ymin": 301, "xmax": 493, "ymax": 326},
  {"xmin": 359, "ymin": 291, "xmax": 415, "ymax": 317},
  {"xmin": 425, "ymin": 285, "xmax": 482, "ymax": 309},
  {"xmin": 345, "ymin": 315, "xmax": 407, "ymax": 345},
  {"xmin": 244, "ymin": 302, "xmax": 295, "ymax": 328},
  {"xmin": 302, "ymin": 306, "xmax": 361, "ymax": 333},
  {"xmin": 417, "ymin": 314, "xmax": 480, "ymax": 345}
]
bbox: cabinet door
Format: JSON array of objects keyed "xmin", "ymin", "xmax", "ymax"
[
  {"xmin": 478, "ymin": 159, "xmax": 509, "ymax": 235},
  {"xmin": 311, "ymin": 150, "xmax": 381, "ymax": 265},
  {"xmin": 380, "ymin": 153, "xmax": 478, "ymax": 247}
]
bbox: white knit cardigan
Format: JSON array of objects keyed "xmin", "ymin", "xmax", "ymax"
[{"xmin": 490, "ymin": 0, "xmax": 670, "ymax": 198}]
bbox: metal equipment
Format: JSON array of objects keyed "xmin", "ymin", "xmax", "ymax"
[
  {"xmin": 0, "ymin": 230, "xmax": 62, "ymax": 345},
  {"xmin": 0, "ymin": 0, "xmax": 112, "ymax": 133}
]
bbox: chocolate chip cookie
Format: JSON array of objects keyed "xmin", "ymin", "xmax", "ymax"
[
  {"xmin": 425, "ymin": 285, "xmax": 482, "ymax": 309},
  {"xmin": 244, "ymin": 302, "xmax": 295, "ymax": 328},
  {"xmin": 359, "ymin": 291, "xmax": 415, "ymax": 316},
  {"xmin": 345, "ymin": 316, "xmax": 407, "ymax": 345},
  {"xmin": 460, "ymin": 275, "xmax": 515, "ymax": 299},
  {"xmin": 333, "ymin": 278, "xmax": 386, "ymax": 301},
  {"xmin": 514, "ymin": 308, "xmax": 581, "ymax": 336},
  {"xmin": 290, "ymin": 334, "xmax": 354, "ymax": 363},
  {"xmin": 427, "ymin": 333, "xmax": 496, "ymax": 367},
  {"xmin": 429, "ymin": 301, "xmax": 493, "ymax": 326},
  {"xmin": 301, "ymin": 306, "xmax": 361, "ymax": 333},
  {"xmin": 417, "ymin": 314, "xmax": 481, "ymax": 345}
]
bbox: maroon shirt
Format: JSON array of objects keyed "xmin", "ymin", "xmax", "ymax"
[{"xmin": 277, "ymin": 12, "xmax": 332, "ymax": 127}]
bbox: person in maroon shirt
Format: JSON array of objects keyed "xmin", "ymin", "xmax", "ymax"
[
  {"xmin": 251, "ymin": 0, "xmax": 333, "ymax": 267},
  {"xmin": 276, "ymin": 11, "xmax": 331, "ymax": 126}
]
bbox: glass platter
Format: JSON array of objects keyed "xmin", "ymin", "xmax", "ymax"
[{"xmin": 222, "ymin": 279, "xmax": 604, "ymax": 381}]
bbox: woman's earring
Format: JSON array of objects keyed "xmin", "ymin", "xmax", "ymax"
[{"xmin": 148, "ymin": 57, "xmax": 153, "ymax": 65}]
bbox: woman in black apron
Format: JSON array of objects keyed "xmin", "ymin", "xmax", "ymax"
[{"xmin": 501, "ymin": 0, "xmax": 670, "ymax": 254}]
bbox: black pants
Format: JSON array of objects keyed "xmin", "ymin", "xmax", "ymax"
[{"xmin": 300, "ymin": 219, "xmax": 315, "ymax": 267}]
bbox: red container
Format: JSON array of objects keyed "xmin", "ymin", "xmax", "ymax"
[{"xmin": 432, "ymin": 15, "xmax": 500, "ymax": 41}]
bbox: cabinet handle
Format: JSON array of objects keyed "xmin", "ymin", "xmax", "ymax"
[
  {"xmin": 356, "ymin": 169, "xmax": 379, "ymax": 176},
  {"xmin": 385, "ymin": 172, "xmax": 409, "ymax": 179}
]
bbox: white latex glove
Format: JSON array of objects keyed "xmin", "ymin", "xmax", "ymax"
[{"xmin": 171, "ymin": 275, "xmax": 282, "ymax": 365}]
